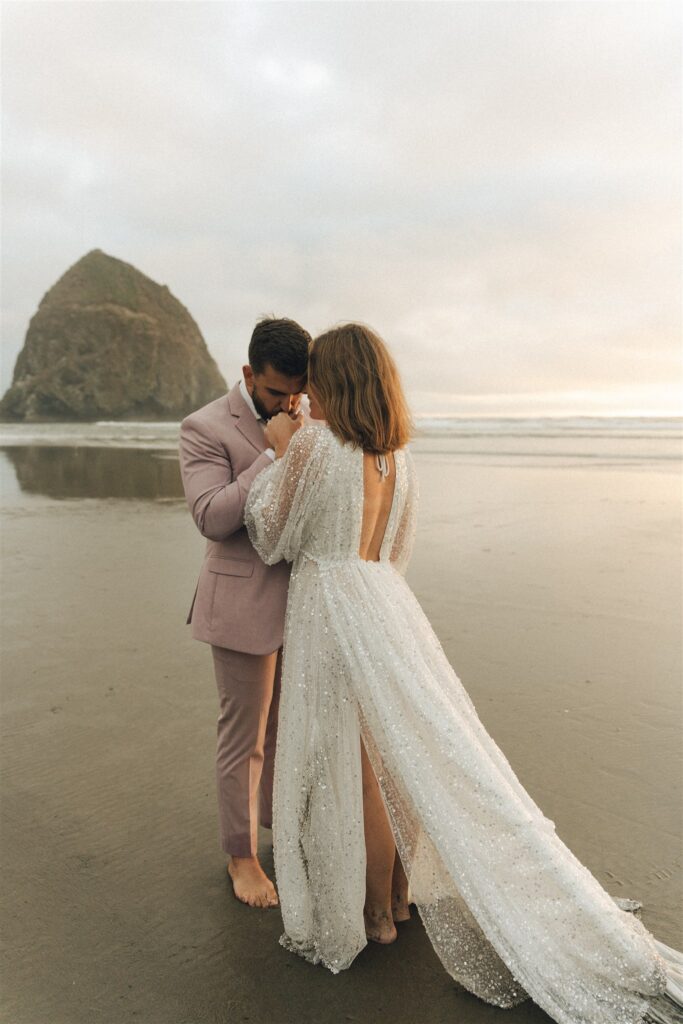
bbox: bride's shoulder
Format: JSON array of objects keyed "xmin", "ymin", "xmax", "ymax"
[
  {"xmin": 287, "ymin": 421, "xmax": 334, "ymax": 462},
  {"xmin": 298, "ymin": 421, "xmax": 342, "ymax": 446},
  {"xmin": 394, "ymin": 444, "xmax": 417, "ymax": 484},
  {"xmin": 393, "ymin": 442, "xmax": 414, "ymax": 463}
]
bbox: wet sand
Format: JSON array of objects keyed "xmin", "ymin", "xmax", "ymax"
[{"xmin": 1, "ymin": 441, "xmax": 681, "ymax": 1024}]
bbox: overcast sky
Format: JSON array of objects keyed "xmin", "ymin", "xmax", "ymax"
[{"xmin": 2, "ymin": 1, "xmax": 680, "ymax": 416}]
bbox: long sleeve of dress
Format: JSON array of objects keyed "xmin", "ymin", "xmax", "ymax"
[
  {"xmin": 389, "ymin": 447, "xmax": 419, "ymax": 575},
  {"xmin": 244, "ymin": 425, "xmax": 324, "ymax": 565}
]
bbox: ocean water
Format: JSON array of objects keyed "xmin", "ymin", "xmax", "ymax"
[
  {"xmin": 0, "ymin": 416, "xmax": 680, "ymax": 503},
  {"xmin": 0, "ymin": 415, "xmax": 680, "ymax": 452}
]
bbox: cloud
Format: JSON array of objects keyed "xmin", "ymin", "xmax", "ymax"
[{"xmin": 1, "ymin": 1, "xmax": 681, "ymax": 414}]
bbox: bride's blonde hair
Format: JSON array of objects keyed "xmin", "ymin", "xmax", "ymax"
[{"xmin": 308, "ymin": 323, "xmax": 413, "ymax": 454}]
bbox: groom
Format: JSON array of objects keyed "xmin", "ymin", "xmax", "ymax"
[{"xmin": 179, "ymin": 317, "xmax": 310, "ymax": 907}]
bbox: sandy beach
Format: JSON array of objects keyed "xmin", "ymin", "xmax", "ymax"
[{"xmin": 1, "ymin": 425, "xmax": 681, "ymax": 1024}]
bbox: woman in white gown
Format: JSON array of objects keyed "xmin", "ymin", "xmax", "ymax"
[{"xmin": 244, "ymin": 324, "xmax": 683, "ymax": 1024}]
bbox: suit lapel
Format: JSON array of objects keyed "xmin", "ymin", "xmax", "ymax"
[{"xmin": 227, "ymin": 381, "xmax": 267, "ymax": 455}]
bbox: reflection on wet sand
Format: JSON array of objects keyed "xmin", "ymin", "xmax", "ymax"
[{"xmin": 1, "ymin": 445, "xmax": 184, "ymax": 500}]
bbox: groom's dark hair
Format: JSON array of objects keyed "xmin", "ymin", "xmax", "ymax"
[{"xmin": 249, "ymin": 317, "xmax": 311, "ymax": 378}]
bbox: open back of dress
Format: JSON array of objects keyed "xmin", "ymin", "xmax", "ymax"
[{"xmin": 359, "ymin": 451, "xmax": 396, "ymax": 562}]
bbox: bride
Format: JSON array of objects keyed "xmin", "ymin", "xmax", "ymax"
[{"xmin": 243, "ymin": 323, "xmax": 682, "ymax": 1024}]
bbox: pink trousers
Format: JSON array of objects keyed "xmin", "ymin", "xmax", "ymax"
[{"xmin": 210, "ymin": 645, "xmax": 282, "ymax": 858}]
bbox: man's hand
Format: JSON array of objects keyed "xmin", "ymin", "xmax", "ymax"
[{"xmin": 265, "ymin": 411, "xmax": 304, "ymax": 458}]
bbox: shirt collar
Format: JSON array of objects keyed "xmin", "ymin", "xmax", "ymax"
[{"xmin": 239, "ymin": 377, "xmax": 263, "ymax": 422}]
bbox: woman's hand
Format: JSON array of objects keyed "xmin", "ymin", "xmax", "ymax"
[{"xmin": 265, "ymin": 411, "xmax": 304, "ymax": 458}]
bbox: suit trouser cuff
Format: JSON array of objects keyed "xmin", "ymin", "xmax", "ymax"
[{"xmin": 221, "ymin": 832, "xmax": 258, "ymax": 858}]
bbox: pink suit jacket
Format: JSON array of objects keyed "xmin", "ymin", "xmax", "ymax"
[{"xmin": 179, "ymin": 381, "xmax": 291, "ymax": 655}]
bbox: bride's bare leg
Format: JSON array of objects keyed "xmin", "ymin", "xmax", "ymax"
[
  {"xmin": 360, "ymin": 739, "xmax": 397, "ymax": 944},
  {"xmin": 391, "ymin": 852, "xmax": 411, "ymax": 922}
]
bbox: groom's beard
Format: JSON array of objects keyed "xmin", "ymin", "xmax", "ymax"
[
  {"xmin": 250, "ymin": 386, "xmax": 276, "ymax": 421},
  {"xmin": 250, "ymin": 384, "xmax": 301, "ymax": 421}
]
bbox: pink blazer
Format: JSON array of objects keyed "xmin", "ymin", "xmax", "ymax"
[{"xmin": 179, "ymin": 382, "xmax": 291, "ymax": 654}]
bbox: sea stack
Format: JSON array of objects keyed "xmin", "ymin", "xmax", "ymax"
[{"xmin": 0, "ymin": 249, "xmax": 227, "ymax": 421}]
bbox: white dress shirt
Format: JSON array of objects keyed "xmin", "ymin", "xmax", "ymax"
[{"xmin": 239, "ymin": 377, "xmax": 275, "ymax": 461}]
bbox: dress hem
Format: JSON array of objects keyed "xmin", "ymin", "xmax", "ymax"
[{"xmin": 279, "ymin": 931, "xmax": 368, "ymax": 975}]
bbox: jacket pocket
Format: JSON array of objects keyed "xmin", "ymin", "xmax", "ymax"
[{"xmin": 206, "ymin": 556, "xmax": 254, "ymax": 578}]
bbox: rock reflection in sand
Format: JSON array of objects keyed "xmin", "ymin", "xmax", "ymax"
[{"xmin": 0, "ymin": 445, "xmax": 184, "ymax": 500}]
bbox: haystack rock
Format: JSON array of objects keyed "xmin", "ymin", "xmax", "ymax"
[{"xmin": 0, "ymin": 249, "xmax": 227, "ymax": 421}]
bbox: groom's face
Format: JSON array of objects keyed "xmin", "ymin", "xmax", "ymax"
[{"xmin": 243, "ymin": 363, "xmax": 307, "ymax": 420}]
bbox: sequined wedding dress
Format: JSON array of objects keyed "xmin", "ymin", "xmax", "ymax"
[{"xmin": 244, "ymin": 423, "xmax": 683, "ymax": 1024}]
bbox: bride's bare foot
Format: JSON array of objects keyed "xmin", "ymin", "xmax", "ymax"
[
  {"xmin": 227, "ymin": 856, "xmax": 279, "ymax": 908},
  {"xmin": 364, "ymin": 904, "xmax": 397, "ymax": 944}
]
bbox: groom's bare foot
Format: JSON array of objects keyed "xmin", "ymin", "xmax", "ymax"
[
  {"xmin": 364, "ymin": 904, "xmax": 397, "ymax": 944},
  {"xmin": 227, "ymin": 856, "xmax": 278, "ymax": 908}
]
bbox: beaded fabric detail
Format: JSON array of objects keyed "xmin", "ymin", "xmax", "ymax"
[{"xmin": 244, "ymin": 423, "xmax": 683, "ymax": 1024}]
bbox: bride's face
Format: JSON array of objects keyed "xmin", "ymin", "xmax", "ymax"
[{"xmin": 306, "ymin": 381, "xmax": 325, "ymax": 421}]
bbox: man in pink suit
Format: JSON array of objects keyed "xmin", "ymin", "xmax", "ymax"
[{"xmin": 179, "ymin": 317, "xmax": 310, "ymax": 907}]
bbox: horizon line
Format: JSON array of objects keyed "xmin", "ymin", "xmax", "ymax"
[{"xmin": 412, "ymin": 412, "xmax": 683, "ymax": 420}]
